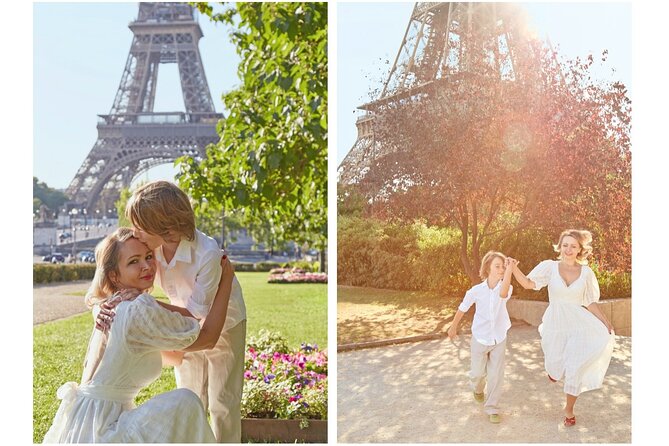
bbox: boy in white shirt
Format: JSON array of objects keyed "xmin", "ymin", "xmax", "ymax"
[
  {"xmin": 447, "ymin": 251, "xmax": 517, "ymax": 424},
  {"xmin": 106, "ymin": 180, "xmax": 247, "ymax": 442}
]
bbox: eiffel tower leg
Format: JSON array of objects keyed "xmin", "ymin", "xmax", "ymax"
[{"xmin": 177, "ymin": 49, "xmax": 216, "ymax": 113}]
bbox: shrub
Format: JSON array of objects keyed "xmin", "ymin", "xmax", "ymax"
[
  {"xmin": 287, "ymin": 260, "xmax": 320, "ymax": 272},
  {"xmin": 33, "ymin": 264, "xmax": 97, "ymax": 284},
  {"xmin": 337, "ymin": 217, "xmax": 631, "ymax": 301},
  {"xmin": 232, "ymin": 262, "xmax": 284, "ymax": 272},
  {"xmin": 232, "ymin": 262, "xmax": 257, "ymax": 272},
  {"xmin": 337, "ymin": 216, "xmax": 468, "ymax": 295},
  {"xmin": 253, "ymin": 261, "xmax": 284, "ymax": 272},
  {"xmin": 591, "ymin": 262, "xmax": 632, "ymax": 299}
]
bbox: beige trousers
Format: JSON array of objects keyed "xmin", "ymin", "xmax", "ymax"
[
  {"xmin": 176, "ymin": 320, "xmax": 247, "ymax": 443},
  {"xmin": 469, "ymin": 337, "xmax": 507, "ymax": 415}
]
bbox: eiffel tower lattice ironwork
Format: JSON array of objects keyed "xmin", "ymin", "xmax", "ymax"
[
  {"xmin": 66, "ymin": 2, "xmax": 223, "ymax": 211},
  {"xmin": 338, "ymin": 2, "xmax": 534, "ymax": 186}
]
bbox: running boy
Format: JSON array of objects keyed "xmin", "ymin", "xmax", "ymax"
[{"xmin": 447, "ymin": 251, "xmax": 517, "ymax": 424}]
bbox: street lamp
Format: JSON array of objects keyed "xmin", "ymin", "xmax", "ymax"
[{"xmin": 70, "ymin": 208, "xmax": 78, "ymax": 263}]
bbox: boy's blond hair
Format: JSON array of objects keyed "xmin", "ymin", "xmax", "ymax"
[
  {"xmin": 553, "ymin": 229, "xmax": 593, "ymax": 264},
  {"xmin": 126, "ymin": 181, "xmax": 196, "ymax": 241},
  {"xmin": 479, "ymin": 251, "xmax": 507, "ymax": 280}
]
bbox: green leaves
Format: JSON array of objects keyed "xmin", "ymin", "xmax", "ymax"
[
  {"xmin": 33, "ymin": 177, "xmax": 69, "ymax": 214},
  {"xmin": 178, "ymin": 2, "xmax": 327, "ymax": 246}
]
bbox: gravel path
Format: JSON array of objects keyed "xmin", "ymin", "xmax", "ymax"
[
  {"xmin": 337, "ymin": 325, "xmax": 631, "ymax": 443},
  {"xmin": 33, "ymin": 281, "xmax": 91, "ymax": 325}
]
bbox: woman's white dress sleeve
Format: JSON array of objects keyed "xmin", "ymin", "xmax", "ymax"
[
  {"xmin": 123, "ymin": 295, "xmax": 200, "ymax": 353},
  {"xmin": 581, "ymin": 266, "xmax": 601, "ymax": 306},
  {"xmin": 527, "ymin": 260, "xmax": 553, "ymax": 290}
]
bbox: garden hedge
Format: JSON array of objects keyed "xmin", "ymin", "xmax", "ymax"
[
  {"xmin": 33, "ymin": 260, "xmax": 321, "ymax": 284},
  {"xmin": 33, "ymin": 264, "xmax": 97, "ymax": 284},
  {"xmin": 337, "ymin": 216, "xmax": 631, "ymax": 299}
]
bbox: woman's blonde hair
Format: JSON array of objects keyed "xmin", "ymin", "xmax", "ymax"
[
  {"xmin": 125, "ymin": 181, "xmax": 195, "ymax": 241},
  {"xmin": 553, "ymin": 229, "xmax": 593, "ymax": 264},
  {"xmin": 85, "ymin": 227, "xmax": 135, "ymax": 308},
  {"xmin": 479, "ymin": 251, "xmax": 507, "ymax": 280}
]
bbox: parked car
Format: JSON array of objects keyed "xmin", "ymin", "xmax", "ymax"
[
  {"xmin": 304, "ymin": 249, "xmax": 319, "ymax": 262},
  {"xmin": 42, "ymin": 253, "xmax": 65, "ymax": 263},
  {"xmin": 77, "ymin": 251, "xmax": 95, "ymax": 262}
]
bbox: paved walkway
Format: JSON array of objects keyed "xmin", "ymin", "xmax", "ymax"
[
  {"xmin": 337, "ymin": 325, "xmax": 631, "ymax": 443},
  {"xmin": 33, "ymin": 281, "xmax": 91, "ymax": 325}
]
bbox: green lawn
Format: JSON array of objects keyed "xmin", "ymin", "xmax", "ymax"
[{"xmin": 34, "ymin": 272, "xmax": 327, "ymax": 442}]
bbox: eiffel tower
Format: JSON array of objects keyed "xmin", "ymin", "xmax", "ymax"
[
  {"xmin": 66, "ymin": 2, "xmax": 223, "ymax": 211},
  {"xmin": 338, "ymin": 2, "xmax": 534, "ymax": 185}
]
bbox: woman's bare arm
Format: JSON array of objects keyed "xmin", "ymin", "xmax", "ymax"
[
  {"xmin": 586, "ymin": 302, "xmax": 614, "ymax": 333},
  {"xmin": 511, "ymin": 264, "xmax": 536, "ymax": 290}
]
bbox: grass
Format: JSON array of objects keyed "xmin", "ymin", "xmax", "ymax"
[
  {"xmin": 33, "ymin": 272, "xmax": 326, "ymax": 443},
  {"xmin": 337, "ymin": 285, "xmax": 469, "ymax": 345}
]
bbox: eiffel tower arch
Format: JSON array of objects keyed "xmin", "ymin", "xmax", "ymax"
[
  {"xmin": 338, "ymin": 2, "xmax": 536, "ymax": 186},
  {"xmin": 66, "ymin": 2, "xmax": 223, "ymax": 212}
]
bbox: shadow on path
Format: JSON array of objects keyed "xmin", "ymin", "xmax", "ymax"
[{"xmin": 337, "ymin": 326, "xmax": 631, "ymax": 443}]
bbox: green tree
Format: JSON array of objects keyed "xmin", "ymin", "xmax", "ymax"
[
  {"xmin": 33, "ymin": 198, "xmax": 43, "ymax": 215},
  {"xmin": 357, "ymin": 39, "xmax": 630, "ymax": 281},
  {"xmin": 178, "ymin": 2, "xmax": 327, "ymax": 263},
  {"xmin": 114, "ymin": 187, "xmax": 133, "ymax": 228},
  {"xmin": 33, "ymin": 177, "xmax": 69, "ymax": 215},
  {"xmin": 190, "ymin": 199, "xmax": 245, "ymax": 247}
]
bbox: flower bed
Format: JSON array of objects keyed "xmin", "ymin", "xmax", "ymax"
[
  {"xmin": 242, "ymin": 330, "xmax": 327, "ymax": 421},
  {"xmin": 269, "ymin": 267, "xmax": 307, "ymax": 275},
  {"xmin": 268, "ymin": 269, "xmax": 328, "ymax": 284}
]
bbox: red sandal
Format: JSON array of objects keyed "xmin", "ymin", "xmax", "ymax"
[
  {"xmin": 564, "ymin": 416, "xmax": 576, "ymax": 427},
  {"xmin": 547, "ymin": 373, "xmax": 557, "ymax": 383}
]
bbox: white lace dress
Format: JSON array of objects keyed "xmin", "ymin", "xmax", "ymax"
[
  {"xmin": 43, "ymin": 293, "xmax": 216, "ymax": 443},
  {"xmin": 527, "ymin": 260, "xmax": 615, "ymax": 396}
]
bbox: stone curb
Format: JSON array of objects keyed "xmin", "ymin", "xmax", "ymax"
[{"xmin": 338, "ymin": 318, "xmax": 528, "ymax": 352}]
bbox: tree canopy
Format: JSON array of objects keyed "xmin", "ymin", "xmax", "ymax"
[
  {"xmin": 33, "ymin": 177, "xmax": 69, "ymax": 215},
  {"xmin": 178, "ymin": 2, "xmax": 327, "ymax": 249},
  {"xmin": 352, "ymin": 34, "xmax": 631, "ymax": 281}
]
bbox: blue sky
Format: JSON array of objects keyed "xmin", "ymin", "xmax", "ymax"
[
  {"xmin": 337, "ymin": 2, "xmax": 632, "ymax": 164},
  {"xmin": 33, "ymin": 2, "xmax": 633, "ymax": 187},
  {"xmin": 33, "ymin": 2, "xmax": 240, "ymax": 189}
]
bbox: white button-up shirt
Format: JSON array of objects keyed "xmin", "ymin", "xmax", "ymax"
[
  {"xmin": 155, "ymin": 230, "xmax": 246, "ymax": 331},
  {"xmin": 458, "ymin": 280, "xmax": 512, "ymax": 346}
]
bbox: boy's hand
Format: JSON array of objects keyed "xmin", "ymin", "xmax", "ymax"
[
  {"xmin": 95, "ymin": 288, "xmax": 141, "ymax": 333},
  {"xmin": 506, "ymin": 257, "xmax": 519, "ymax": 269},
  {"xmin": 447, "ymin": 325, "xmax": 458, "ymax": 340},
  {"xmin": 221, "ymin": 254, "xmax": 235, "ymax": 276}
]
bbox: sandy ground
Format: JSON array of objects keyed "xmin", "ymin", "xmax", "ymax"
[
  {"xmin": 33, "ymin": 281, "xmax": 91, "ymax": 324},
  {"xmin": 337, "ymin": 325, "xmax": 631, "ymax": 443},
  {"xmin": 337, "ymin": 300, "xmax": 462, "ymax": 344}
]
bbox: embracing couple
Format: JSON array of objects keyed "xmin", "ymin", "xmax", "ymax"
[
  {"xmin": 447, "ymin": 229, "xmax": 616, "ymax": 426},
  {"xmin": 43, "ymin": 181, "xmax": 246, "ymax": 443}
]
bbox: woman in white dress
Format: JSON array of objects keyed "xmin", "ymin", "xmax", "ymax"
[
  {"xmin": 511, "ymin": 229, "xmax": 615, "ymax": 427},
  {"xmin": 43, "ymin": 227, "xmax": 234, "ymax": 443}
]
